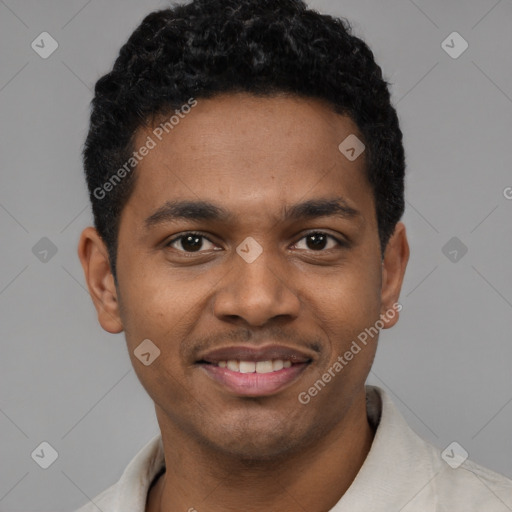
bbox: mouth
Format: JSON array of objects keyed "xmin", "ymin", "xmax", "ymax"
[
  {"xmin": 196, "ymin": 345, "xmax": 313, "ymax": 397},
  {"xmin": 207, "ymin": 359, "xmax": 294, "ymax": 373}
]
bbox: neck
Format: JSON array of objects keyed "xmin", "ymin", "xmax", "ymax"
[{"xmin": 147, "ymin": 390, "xmax": 374, "ymax": 512}]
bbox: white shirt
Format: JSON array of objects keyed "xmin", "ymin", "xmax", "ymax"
[{"xmin": 74, "ymin": 386, "xmax": 512, "ymax": 511}]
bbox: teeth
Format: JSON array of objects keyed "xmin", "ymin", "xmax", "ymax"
[
  {"xmin": 216, "ymin": 359, "xmax": 295, "ymax": 373},
  {"xmin": 227, "ymin": 360, "xmax": 239, "ymax": 371},
  {"xmin": 256, "ymin": 360, "xmax": 273, "ymax": 373},
  {"xmin": 239, "ymin": 361, "xmax": 256, "ymax": 373},
  {"xmin": 272, "ymin": 359, "xmax": 284, "ymax": 371}
]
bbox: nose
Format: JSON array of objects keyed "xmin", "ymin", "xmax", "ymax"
[{"xmin": 212, "ymin": 243, "xmax": 301, "ymax": 327}]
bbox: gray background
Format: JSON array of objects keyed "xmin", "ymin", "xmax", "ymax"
[{"xmin": 1, "ymin": 0, "xmax": 511, "ymax": 510}]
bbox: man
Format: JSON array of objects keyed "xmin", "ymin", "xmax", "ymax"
[{"xmin": 76, "ymin": 0, "xmax": 512, "ymax": 510}]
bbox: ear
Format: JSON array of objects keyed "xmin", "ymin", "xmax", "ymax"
[
  {"xmin": 380, "ymin": 222, "xmax": 409, "ymax": 329},
  {"xmin": 77, "ymin": 227, "xmax": 124, "ymax": 333}
]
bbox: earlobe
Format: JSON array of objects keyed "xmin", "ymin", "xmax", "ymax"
[
  {"xmin": 77, "ymin": 227, "xmax": 124, "ymax": 334},
  {"xmin": 380, "ymin": 222, "xmax": 409, "ymax": 329}
]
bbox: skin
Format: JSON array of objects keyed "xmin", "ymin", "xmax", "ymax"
[{"xmin": 78, "ymin": 93, "xmax": 409, "ymax": 512}]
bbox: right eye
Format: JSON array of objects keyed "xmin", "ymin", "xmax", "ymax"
[{"xmin": 165, "ymin": 232, "xmax": 220, "ymax": 253}]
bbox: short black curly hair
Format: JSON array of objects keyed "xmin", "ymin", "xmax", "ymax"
[{"xmin": 84, "ymin": 0, "xmax": 405, "ymax": 281}]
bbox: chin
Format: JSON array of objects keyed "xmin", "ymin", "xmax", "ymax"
[
  {"xmin": 201, "ymin": 418, "xmax": 313, "ymax": 462},
  {"xmin": 213, "ymin": 437, "xmax": 298, "ymax": 462}
]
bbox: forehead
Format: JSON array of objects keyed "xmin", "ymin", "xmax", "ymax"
[{"xmin": 124, "ymin": 93, "xmax": 373, "ymax": 224}]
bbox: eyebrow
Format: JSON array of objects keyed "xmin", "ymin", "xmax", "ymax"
[{"xmin": 144, "ymin": 197, "xmax": 360, "ymax": 228}]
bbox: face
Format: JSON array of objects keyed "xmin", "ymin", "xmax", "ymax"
[{"xmin": 79, "ymin": 93, "xmax": 408, "ymax": 460}]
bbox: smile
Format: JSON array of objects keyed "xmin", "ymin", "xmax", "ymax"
[
  {"xmin": 215, "ymin": 359, "xmax": 292, "ymax": 373},
  {"xmin": 196, "ymin": 344, "xmax": 313, "ymax": 396}
]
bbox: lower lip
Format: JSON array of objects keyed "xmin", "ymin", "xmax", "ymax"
[{"xmin": 199, "ymin": 363, "xmax": 309, "ymax": 396}]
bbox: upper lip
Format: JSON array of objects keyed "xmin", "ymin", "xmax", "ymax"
[{"xmin": 197, "ymin": 344, "xmax": 314, "ymax": 364}]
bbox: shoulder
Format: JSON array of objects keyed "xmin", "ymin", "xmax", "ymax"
[
  {"xmin": 71, "ymin": 433, "xmax": 165, "ymax": 512},
  {"xmin": 362, "ymin": 386, "xmax": 512, "ymax": 511},
  {"xmin": 72, "ymin": 482, "xmax": 118, "ymax": 512},
  {"xmin": 432, "ymin": 456, "xmax": 512, "ymax": 511}
]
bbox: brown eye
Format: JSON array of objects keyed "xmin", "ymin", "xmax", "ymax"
[
  {"xmin": 293, "ymin": 232, "xmax": 343, "ymax": 251},
  {"xmin": 166, "ymin": 233, "xmax": 217, "ymax": 253}
]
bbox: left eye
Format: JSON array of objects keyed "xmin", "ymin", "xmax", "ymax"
[{"xmin": 293, "ymin": 232, "xmax": 341, "ymax": 251}]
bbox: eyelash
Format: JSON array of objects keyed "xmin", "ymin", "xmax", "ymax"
[{"xmin": 165, "ymin": 231, "xmax": 348, "ymax": 253}]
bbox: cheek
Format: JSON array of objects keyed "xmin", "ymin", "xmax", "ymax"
[
  {"xmin": 119, "ymin": 284, "xmax": 188, "ymax": 345},
  {"xmin": 117, "ymin": 261, "xmax": 217, "ymax": 354},
  {"xmin": 307, "ymin": 256, "xmax": 382, "ymax": 351},
  {"xmin": 117, "ymin": 276, "xmax": 196, "ymax": 407}
]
